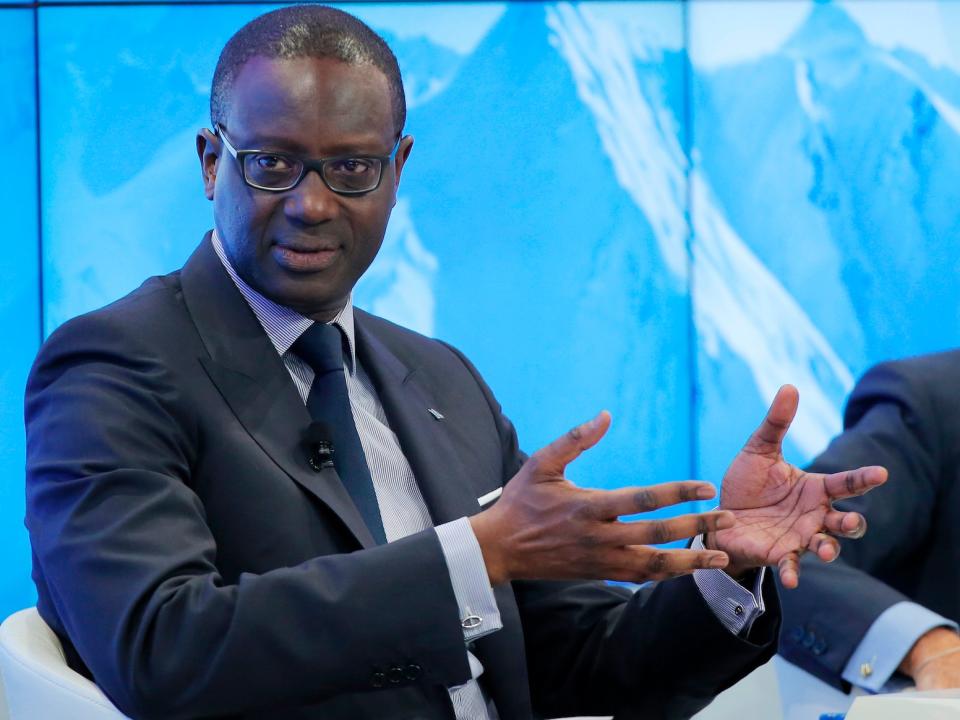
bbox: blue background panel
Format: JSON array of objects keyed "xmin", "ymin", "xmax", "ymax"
[
  {"xmin": 690, "ymin": 0, "xmax": 960, "ymax": 482},
  {"xmin": 0, "ymin": 9, "xmax": 40, "ymax": 614},
  {"xmin": 4, "ymin": 0, "xmax": 959, "ymax": 624},
  {"xmin": 37, "ymin": 3, "xmax": 693, "ymax": 513}
]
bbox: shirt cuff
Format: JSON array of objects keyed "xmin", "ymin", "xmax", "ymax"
[
  {"xmin": 691, "ymin": 533, "xmax": 766, "ymax": 636},
  {"xmin": 434, "ymin": 517, "xmax": 503, "ymax": 642},
  {"xmin": 841, "ymin": 601, "xmax": 959, "ymax": 692}
]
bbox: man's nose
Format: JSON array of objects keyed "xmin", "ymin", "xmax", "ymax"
[{"xmin": 283, "ymin": 169, "xmax": 340, "ymax": 224}]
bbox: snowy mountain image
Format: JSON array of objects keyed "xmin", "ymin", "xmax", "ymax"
[
  {"xmin": 693, "ymin": 1, "xmax": 960, "ymax": 475},
  {"xmin": 32, "ymin": 0, "xmax": 960, "ymax": 497}
]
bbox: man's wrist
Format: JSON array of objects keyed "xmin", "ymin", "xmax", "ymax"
[
  {"xmin": 900, "ymin": 626, "xmax": 960, "ymax": 678},
  {"xmin": 703, "ymin": 531, "xmax": 752, "ymax": 581},
  {"xmin": 469, "ymin": 511, "xmax": 509, "ymax": 586}
]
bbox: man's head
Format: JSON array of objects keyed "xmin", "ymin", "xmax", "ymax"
[{"xmin": 198, "ymin": 5, "xmax": 412, "ymax": 321}]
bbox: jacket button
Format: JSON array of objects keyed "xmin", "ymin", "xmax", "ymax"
[
  {"xmin": 802, "ymin": 632, "xmax": 816, "ymax": 649},
  {"xmin": 789, "ymin": 626, "xmax": 804, "ymax": 643},
  {"xmin": 371, "ymin": 671, "xmax": 386, "ymax": 688},
  {"xmin": 405, "ymin": 664, "xmax": 423, "ymax": 681},
  {"xmin": 387, "ymin": 665, "xmax": 405, "ymax": 684},
  {"xmin": 812, "ymin": 639, "xmax": 827, "ymax": 656}
]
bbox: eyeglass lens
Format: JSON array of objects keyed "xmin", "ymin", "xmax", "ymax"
[{"xmin": 243, "ymin": 153, "xmax": 383, "ymax": 192}]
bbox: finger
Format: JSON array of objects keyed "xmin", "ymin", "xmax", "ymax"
[
  {"xmin": 823, "ymin": 465, "xmax": 887, "ymax": 500},
  {"xmin": 823, "ymin": 509, "xmax": 867, "ymax": 538},
  {"xmin": 779, "ymin": 552, "xmax": 800, "ymax": 589},
  {"xmin": 606, "ymin": 547, "xmax": 730, "ymax": 583},
  {"xmin": 611, "ymin": 511, "xmax": 735, "ymax": 546},
  {"xmin": 529, "ymin": 411, "xmax": 612, "ymax": 476},
  {"xmin": 744, "ymin": 385, "xmax": 799, "ymax": 455},
  {"xmin": 589, "ymin": 481, "xmax": 718, "ymax": 519},
  {"xmin": 807, "ymin": 532, "xmax": 840, "ymax": 562}
]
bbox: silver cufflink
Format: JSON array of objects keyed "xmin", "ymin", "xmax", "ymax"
[{"xmin": 461, "ymin": 606, "xmax": 483, "ymax": 630}]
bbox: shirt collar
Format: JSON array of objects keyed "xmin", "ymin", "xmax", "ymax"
[{"xmin": 211, "ymin": 229, "xmax": 357, "ymax": 373}]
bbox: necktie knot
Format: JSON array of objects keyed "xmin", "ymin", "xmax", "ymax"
[{"xmin": 293, "ymin": 323, "xmax": 345, "ymax": 375}]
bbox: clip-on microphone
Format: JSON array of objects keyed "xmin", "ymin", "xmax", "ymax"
[{"xmin": 304, "ymin": 421, "xmax": 335, "ymax": 471}]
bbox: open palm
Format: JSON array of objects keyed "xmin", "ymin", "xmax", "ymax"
[{"xmin": 712, "ymin": 386, "xmax": 887, "ymax": 588}]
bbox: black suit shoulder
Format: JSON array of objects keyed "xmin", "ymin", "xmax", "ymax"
[
  {"xmin": 844, "ymin": 349, "xmax": 960, "ymax": 431},
  {"xmin": 354, "ymin": 308, "xmax": 479, "ymax": 381},
  {"xmin": 32, "ymin": 271, "xmax": 200, "ymax": 376}
]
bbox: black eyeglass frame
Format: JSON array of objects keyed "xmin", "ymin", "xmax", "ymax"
[{"xmin": 214, "ymin": 123, "xmax": 402, "ymax": 196}]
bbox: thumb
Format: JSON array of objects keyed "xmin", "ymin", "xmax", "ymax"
[
  {"xmin": 528, "ymin": 411, "xmax": 611, "ymax": 478},
  {"xmin": 745, "ymin": 384, "xmax": 798, "ymax": 455}
]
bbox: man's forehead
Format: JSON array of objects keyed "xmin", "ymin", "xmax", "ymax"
[{"xmin": 226, "ymin": 55, "xmax": 395, "ymax": 149}]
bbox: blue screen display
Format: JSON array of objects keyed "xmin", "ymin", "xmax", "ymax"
[
  {"xmin": 0, "ymin": 0, "xmax": 957, "ymax": 622},
  {"xmin": 0, "ymin": 9, "xmax": 40, "ymax": 615}
]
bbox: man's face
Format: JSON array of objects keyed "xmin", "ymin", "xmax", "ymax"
[{"xmin": 198, "ymin": 56, "xmax": 412, "ymax": 320}]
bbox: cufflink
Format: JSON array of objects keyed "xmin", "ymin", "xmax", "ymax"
[
  {"xmin": 427, "ymin": 408, "xmax": 444, "ymax": 421},
  {"xmin": 860, "ymin": 662, "xmax": 873, "ymax": 678},
  {"xmin": 462, "ymin": 606, "xmax": 483, "ymax": 630}
]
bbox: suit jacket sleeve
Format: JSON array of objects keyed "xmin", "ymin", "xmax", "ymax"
[
  {"xmin": 778, "ymin": 353, "xmax": 956, "ymax": 690},
  {"xmin": 25, "ymin": 304, "xmax": 474, "ymax": 719}
]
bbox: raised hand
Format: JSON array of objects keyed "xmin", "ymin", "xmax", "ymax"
[
  {"xmin": 709, "ymin": 385, "xmax": 888, "ymax": 588},
  {"xmin": 470, "ymin": 411, "xmax": 736, "ymax": 586}
]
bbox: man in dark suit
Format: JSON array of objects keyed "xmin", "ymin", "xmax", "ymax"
[
  {"xmin": 780, "ymin": 350, "xmax": 960, "ymax": 694},
  {"xmin": 25, "ymin": 6, "xmax": 886, "ymax": 719}
]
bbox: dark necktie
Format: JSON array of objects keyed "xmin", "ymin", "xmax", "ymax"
[{"xmin": 292, "ymin": 323, "xmax": 387, "ymax": 545}]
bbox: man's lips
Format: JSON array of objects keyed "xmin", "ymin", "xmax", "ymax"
[{"xmin": 271, "ymin": 243, "xmax": 341, "ymax": 272}]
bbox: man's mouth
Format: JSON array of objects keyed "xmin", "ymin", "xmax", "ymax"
[{"xmin": 271, "ymin": 243, "xmax": 341, "ymax": 272}]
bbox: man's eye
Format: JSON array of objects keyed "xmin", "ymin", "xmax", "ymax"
[
  {"xmin": 331, "ymin": 158, "xmax": 374, "ymax": 174},
  {"xmin": 254, "ymin": 154, "xmax": 293, "ymax": 171}
]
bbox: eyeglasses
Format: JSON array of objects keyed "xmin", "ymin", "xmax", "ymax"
[{"xmin": 215, "ymin": 124, "xmax": 400, "ymax": 196}]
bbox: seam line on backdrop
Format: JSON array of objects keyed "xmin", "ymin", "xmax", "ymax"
[
  {"xmin": 681, "ymin": 0, "xmax": 699, "ymax": 483},
  {"xmin": 32, "ymin": 3, "xmax": 44, "ymax": 341}
]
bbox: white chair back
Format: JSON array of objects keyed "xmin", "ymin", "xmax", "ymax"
[{"xmin": 0, "ymin": 607, "xmax": 129, "ymax": 719}]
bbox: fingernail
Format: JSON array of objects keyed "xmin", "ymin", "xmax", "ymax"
[
  {"xmin": 716, "ymin": 513, "xmax": 735, "ymax": 530},
  {"xmin": 696, "ymin": 485, "xmax": 716, "ymax": 500},
  {"xmin": 710, "ymin": 554, "xmax": 729, "ymax": 568}
]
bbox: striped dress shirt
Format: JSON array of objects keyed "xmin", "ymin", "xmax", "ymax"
[{"xmin": 212, "ymin": 231, "xmax": 499, "ymax": 719}]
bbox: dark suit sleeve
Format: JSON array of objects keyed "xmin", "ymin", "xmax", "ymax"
[
  {"xmin": 26, "ymin": 313, "xmax": 473, "ymax": 719},
  {"xmin": 778, "ymin": 356, "xmax": 950, "ymax": 690},
  {"xmin": 441, "ymin": 342, "xmax": 780, "ymax": 719}
]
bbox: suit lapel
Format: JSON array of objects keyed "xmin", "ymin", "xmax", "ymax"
[
  {"xmin": 355, "ymin": 316, "xmax": 533, "ymax": 719},
  {"xmin": 179, "ymin": 235, "xmax": 375, "ymax": 548},
  {"xmin": 355, "ymin": 315, "xmax": 480, "ymax": 525}
]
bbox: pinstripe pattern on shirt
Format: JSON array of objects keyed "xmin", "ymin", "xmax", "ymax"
[{"xmin": 211, "ymin": 231, "xmax": 498, "ymax": 719}]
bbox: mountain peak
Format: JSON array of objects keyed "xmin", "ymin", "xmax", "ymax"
[{"xmin": 783, "ymin": 3, "xmax": 867, "ymax": 57}]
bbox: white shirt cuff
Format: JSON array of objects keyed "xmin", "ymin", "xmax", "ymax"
[
  {"xmin": 842, "ymin": 601, "xmax": 959, "ymax": 691},
  {"xmin": 434, "ymin": 517, "xmax": 503, "ymax": 642},
  {"xmin": 691, "ymin": 533, "xmax": 766, "ymax": 636}
]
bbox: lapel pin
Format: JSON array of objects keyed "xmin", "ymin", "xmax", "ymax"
[{"xmin": 427, "ymin": 408, "xmax": 444, "ymax": 421}]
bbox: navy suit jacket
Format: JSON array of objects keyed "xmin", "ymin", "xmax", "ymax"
[
  {"xmin": 26, "ymin": 235, "xmax": 779, "ymax": 719},
  {"xmin": 778, "ymin": 350, "xmax": 960, "ymax": 690}
]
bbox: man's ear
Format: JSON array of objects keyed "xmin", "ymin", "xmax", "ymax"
[
  {"xmin": 390, "ymin": 135, "xmax": 414, "ymax": 206},
  {"xmin": 197, "ymin": 128, "xmax": 220, "ymax": 201}
]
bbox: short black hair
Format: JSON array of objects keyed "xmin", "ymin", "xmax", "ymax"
[{"xmin": 211, "ymin": 4, "xmax": 405, "ymax": 135}]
